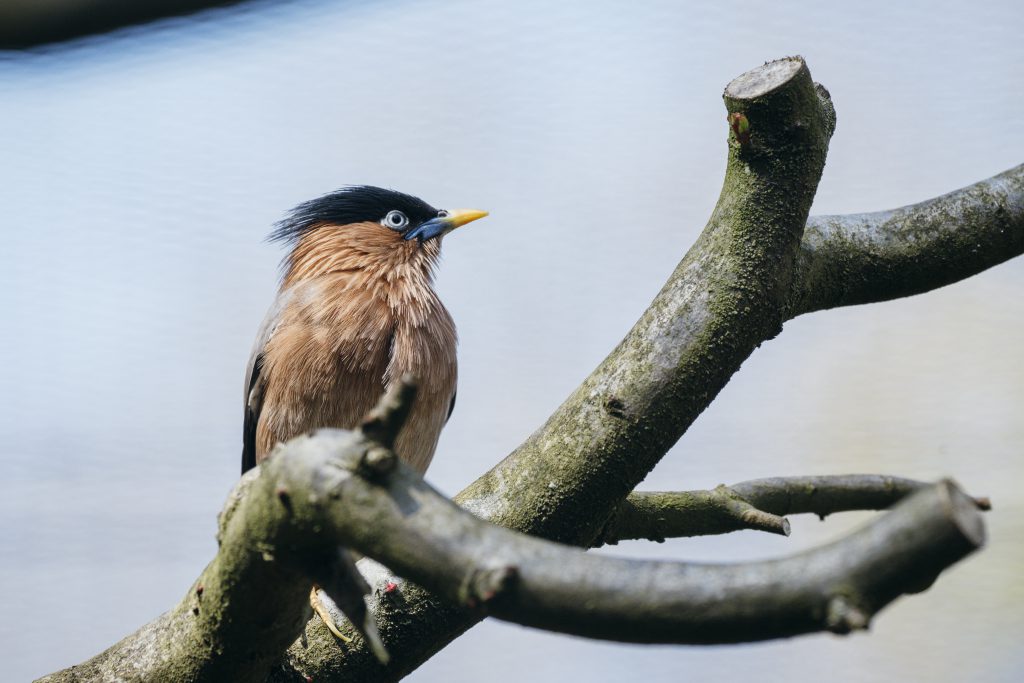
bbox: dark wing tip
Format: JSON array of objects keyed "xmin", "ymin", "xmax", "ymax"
[
  {"xmin": 242, "ymin": 354, "xmax": 264, "ymax": 474},
  {"xmin": 446, "ymin": 391, "xmax": 457, "ymax": 423}
]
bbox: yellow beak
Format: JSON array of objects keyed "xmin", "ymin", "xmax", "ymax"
[
  {"xmin": 404, "ymin": 207, "xmax": 489, "ymax": 242},
  {"xmin": 444, "ymin": 208, "xmax": 489, "ymax": 229}
]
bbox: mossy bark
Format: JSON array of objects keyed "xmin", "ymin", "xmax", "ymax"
[{"xmin": 793, "ymin": 164, "xmax": 1024, "ymax": 314}]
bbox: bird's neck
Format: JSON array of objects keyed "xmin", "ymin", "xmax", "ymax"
[{"xmin": 282, "ymin": 222, "xmax": 443, "ymax": 315}]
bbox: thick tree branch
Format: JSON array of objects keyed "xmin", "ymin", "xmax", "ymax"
[
  {"xmin": 40, "ymin": 427, "xmax": 987, "ymax": 681},
  {"xmin": 288, "ymin": 433, "xmax": 984, "ymax": 645},
  {"xmin": 322, "ymin": 446, "xmax": 984, "ymax": 644},
  {"xmin": 599, "ymin": 474, "xmax": 991, "ymax": 544},
  {"xmin": 791, "ymin": 164, "xmax": 1024, "ymax": 316},
  {"xmin": 454, "ymin": 56, "xmax": 835, "ymax": 547}
]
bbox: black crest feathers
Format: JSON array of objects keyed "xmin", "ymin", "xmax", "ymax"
[{"xmin": 270, "ymin": 186, "xmax": 437, "ymax": 244}]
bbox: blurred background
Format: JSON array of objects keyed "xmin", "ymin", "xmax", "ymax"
[{"xmin": 1, "ymin": 1, "xmax": 1021, "ymax": 681}]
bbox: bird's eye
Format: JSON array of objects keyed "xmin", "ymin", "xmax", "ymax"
[
  {"xmin": 383, "ymin": 210, "xmax": 409, "ymax": 230},
  {"xmin": 437, "ymin": 209, "xmax": 450, "ymax": 219}
]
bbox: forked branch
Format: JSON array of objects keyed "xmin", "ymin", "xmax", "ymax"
[
  {"xmin": 599, "ymin": 474, "xmax": 991, "ymax": 544},
  {"xmin": 41, "ymin": 415, "xmax": 988, "ymax": 682},
  {"xmin": 275, "ymin": 428, "xmax": 985, "ymax": 645}
]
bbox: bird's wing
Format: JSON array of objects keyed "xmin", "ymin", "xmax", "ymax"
[
  {"xmin": 242, "ymin": 289, "xmax": 293, "ymax": 474},
  {"xmin": 242, "ymin": 355, "xmax": 264, "ymax": 474}
]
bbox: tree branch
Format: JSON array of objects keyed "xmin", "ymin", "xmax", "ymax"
[
  {"xmin": 303, "ymin": 439, "xmax": 984, "ymax": 644},
  {"xmin": 40, "ymin": 427, "xmax": 987, "ymax": 681},
  {"xmin": 791, "ymin": 164, "xmax": 1024, "ymax": 316},
  {"xmin": 602, "ymin": 485, "xmax": 793, "ymax": 541},
  {"xmin": 598, "ymin": 474, "xmax": 991, "ymax": 544},
  {"xmin": 455, "ymin": 56, "xmax": 836, "ymax": 547}
]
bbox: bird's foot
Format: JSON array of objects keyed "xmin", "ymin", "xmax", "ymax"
[{"xmin": 310, "ymin": 585, "xmax": 351, "ymax": 642}]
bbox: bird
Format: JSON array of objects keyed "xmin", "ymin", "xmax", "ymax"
[{"xmin": 242, "ymin": 185, "xmax": 487, "ymax": 654}]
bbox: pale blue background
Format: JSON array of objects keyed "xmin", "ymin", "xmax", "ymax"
[{"xmin": 1, "ymin": 1, "xmax": 1022, "ymax": 681}]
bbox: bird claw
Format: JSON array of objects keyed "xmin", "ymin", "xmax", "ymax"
[{"xmin": 310, "ymin": 586, "xmax": 352, "ymax": 643}]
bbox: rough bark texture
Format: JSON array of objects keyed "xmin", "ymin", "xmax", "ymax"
[
  {"xmin": 792, "ymin": 164, "xmax": 1024, "ymax": 315},
  {"xmin": 37, "ymin": 56, "xmax": 1021, "ymax": 682}
]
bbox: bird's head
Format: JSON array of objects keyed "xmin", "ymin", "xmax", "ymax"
[{"xmin": 270, "ymin": 186, "xmax": 487, "ymax": 284}]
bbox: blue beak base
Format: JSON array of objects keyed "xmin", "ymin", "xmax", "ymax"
[
  {"xmin": 402, "ymin": 208, "xmax": 489, "ymax": 243},
  {"xmin": 403, "ymin": 217, "xmax": 447, "ymax": 243}
]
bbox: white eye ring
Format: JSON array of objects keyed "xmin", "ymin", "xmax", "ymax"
[{"xmin": 383, "ymin": 210, "xmax": 409, "ymax": 230}]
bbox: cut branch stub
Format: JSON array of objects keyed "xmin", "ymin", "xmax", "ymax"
[
  {"xmin": 723, "ymin": 56, "xmax": 837, "ymax": 161},
  {"xmin": 725, "ymin": 57, "xmax": 805, "ymax": 100},
  {"xmin": 717, "ymin": 484, "xmax": 791, "ymax": 536},
  {"xmin": 461, "ymin": 566, "xmax": 520, "ymax": 610},
  {"xmin": 360, "ymin": 374, "xmax": 418, "ymax": 449},
  {"xmin": 825, "ymin": 596, "xmax": 870, "ymax": 634}
]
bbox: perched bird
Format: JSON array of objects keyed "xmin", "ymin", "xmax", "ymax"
[{"xmin": 242, "ymin": 185, "xmax": 487, "ymax": 650}]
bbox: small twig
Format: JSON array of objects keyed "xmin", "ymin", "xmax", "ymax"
[
  {"xmin": 599, "ymin": 474, "xmax": 991, "ymax": 545},
  {"xmin": 719, "ymin": 486, "xmax": 792, "ymax": 536}
]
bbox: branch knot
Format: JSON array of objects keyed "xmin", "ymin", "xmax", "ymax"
[
  {"xmin": 461, "ymin": 565, "xmax": 520, "ymax": 609},
  {"xmin": 825, "ymin": 595, "xmax": 870, "ymax": 634}
]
